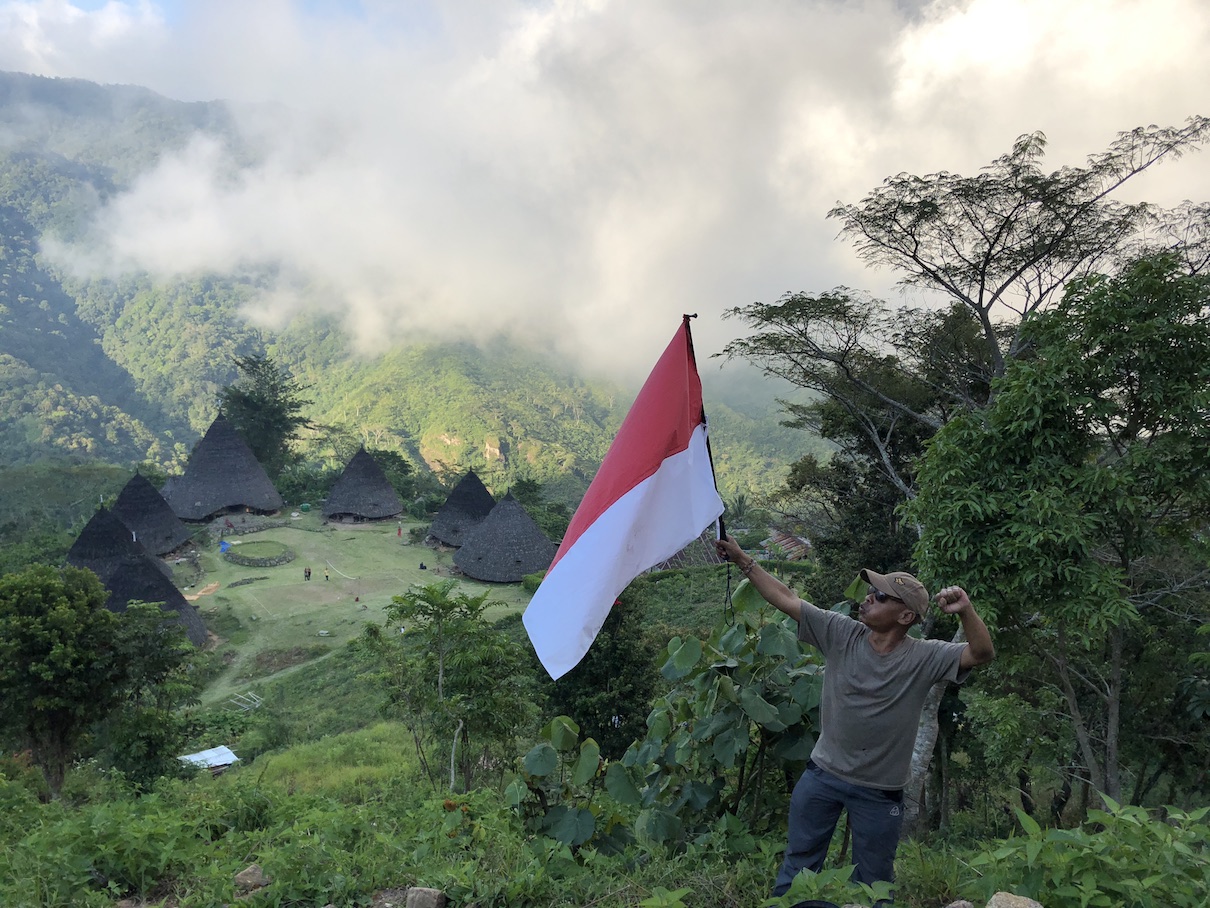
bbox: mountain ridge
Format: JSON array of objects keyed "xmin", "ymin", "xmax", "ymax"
[{"xmin": 0, "ymin": 69, "xmax": 822, "ymax": 500}]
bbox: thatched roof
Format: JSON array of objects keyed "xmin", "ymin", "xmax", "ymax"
[
  {"xmin": 111, "ymin": 472, "xmax": 193, "ymax": 554},
  {"xmin": 163, "ymin": 414, "xmax": 284, "ymax": 522},
  {"xmin": 68, "ymin": 507, "xmax": 171, "ymax": 580},
  {"xmin": 104, "ymin": 557, "xmax": 209, "ymax": 647},
  {"xmin": 67, "ymin": 508, "xmax": 207, "ymax": 647},
  {"xmin": 454, "ymin": 493, "xmax": 557, "ymax": 582},
  {"xmin": 323, "ymin": 447, "xmax": 403, "ymax": 520},
  {"xmin": 429, "ymin": 470, "xmax": 495, "ymax": 545}
]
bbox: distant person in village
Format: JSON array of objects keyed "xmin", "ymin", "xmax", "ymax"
[
  {"xmin": 304, "ymin": 567, "xmax": 311, "ymax": 581},
  {"xmin": 324, "ymin": 568, "xmax": 330, "ymax": 581},
  {"xmin": 714, "ymin": 534, "xmax": 995, "ymax": 900}
]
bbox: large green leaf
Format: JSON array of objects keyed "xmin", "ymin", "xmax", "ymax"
[
  {"xmin": 605, "ymin": 762, "xmax": 642, "ymax": 805},
  {"xmin": 504, "ymin": 777, "xmax": 527, "ymax": 806},
  {"xmin": 545, "ymin": 715, "xmax": 580, "ymax": 752},
  {"xmin": 711, "ymin": 724, "xmax": 748, "ymax": 767},
  {"xmin": 718, "ymin": 623, "xmax": 748, "ymax": 654},
  {"xmin": 544, "ymin": 805, "xmax": 595, "ymax": 846},
  {"xmin": 679, "ymin": 779, "xmax": 718, "ymax": 811},
  {"xmin": 730, "ymin": 577, "xmax": 766, "ymax": 613},
  {"xmin": 775, "ymin": 700, "xmax": 804, "ymax": 727},
  {"xmin": 771, "ymin": 727, "xmax": 815, "ymax": 761},
  {"xmin": 843, "ymin": 574, "xmax": 866, "ymax": 603},
  {"xmin": 635, "ymin": 807, "xmax": 683, "ymax": 846},
  {"xmin": 790, "ymin": 673, "xmax": 823, "ymax": 711},
  {"xmin": 691, "ymin": 704, "xmax": 739, "ymax": 742},
  {"xmin": 756, "ymin": 621, "xmax": 800, "ymax": 661},
  {"xmin": 661, "ymin": 636, "xmax": 702, "ymax": 680},
  {"xmin": 523, "ymin": 741, "xmax": 558, "ymax": 777},
  {"xmin": 646, "ymin": 706, "xmax": 671, "ymax": 741},
  {"xmin": 572, "ymin": 738, "xmax": 601, "ymax": 786},
  {"xmin": 739, "ymin": 686, "xmax": 780, "ymax": 725}
]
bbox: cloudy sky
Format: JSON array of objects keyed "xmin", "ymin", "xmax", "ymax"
[{"xmin": 2, "ymin": 0, "xmax": 1209, "ymax": 375}]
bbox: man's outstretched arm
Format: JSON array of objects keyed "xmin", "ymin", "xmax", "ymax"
[{"xmin": 716, "ymin": 534, "xmax": 804, "ymax": 621}]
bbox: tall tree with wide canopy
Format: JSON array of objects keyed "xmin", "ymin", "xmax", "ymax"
[
  {"xmin": 831, "ymin": 119, "xmax": 1210, "ymax": 377},
  {"xmin": 909, "ymin": 254, "xmax": 1210, "ymax": 805},
  {"xmin": 727, "ymin": 118, "xmax": 1210, "ymax": 503},
  {"xmin": 217, "ymin": 353, "xmax": 312, "ymax": 480}
]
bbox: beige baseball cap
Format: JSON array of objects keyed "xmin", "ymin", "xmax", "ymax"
[{"xmin": 860, "ymin": 568, "xmax": 930, "ymax": 618}]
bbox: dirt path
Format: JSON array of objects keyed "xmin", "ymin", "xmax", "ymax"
[{"xmin": 184, "ymin": 581, "xmax": 220, "ymax": 601}]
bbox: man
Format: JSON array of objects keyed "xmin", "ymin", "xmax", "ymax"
[{"xmin": 715, "ymin": 535, "xmax": 994, "ymax": 897}]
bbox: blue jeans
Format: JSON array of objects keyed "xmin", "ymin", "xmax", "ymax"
[{"xmin": 773, "ymin": 761, "xmax": 905, "ymax": 896}]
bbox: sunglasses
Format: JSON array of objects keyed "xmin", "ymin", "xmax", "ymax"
[{"xmin": 868, "ymin": 586, "xmax": 902, "ymax": 604}]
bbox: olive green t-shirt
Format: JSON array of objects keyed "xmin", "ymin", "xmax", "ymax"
[{"xmin": 798, "ymin": 603, "xmax": 968, "ymax": 790}]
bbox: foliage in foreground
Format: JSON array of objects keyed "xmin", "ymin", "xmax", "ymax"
[
  {"xmin": 362, "ymin": 579, "xmax": 538, "ymax": 792},
  {"xmin": 0, "ymin": 565, "xmax": 195, "ymax": 797},
  {"xmin": 0, "ymin": 728, "xmax": 778, "ymax": 908},
  {"xmin": 968, "ymin": 800, "xmax": 1210, "ymax": 908},
  {"xmin": 3, "ymin": 726, "xmax": 1208, "ymax": 908}
]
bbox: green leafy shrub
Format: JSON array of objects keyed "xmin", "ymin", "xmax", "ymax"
[
  {"xmin": 507, "ymin": 715, "xmax": 635, "ymax": 853},
  {"xmin": 967, "ymin": 799, "xmax": 1210, "ymax": 907},
  {"xmin": 778, "ymin": 864, "xmax": 894, "ymax": 908},
  {"xmin": 618, "ymin": 593, "xmax": 822, "ymax": 846}
]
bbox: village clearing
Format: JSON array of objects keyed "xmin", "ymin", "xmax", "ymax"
[{"xmin": 179, "ymin": 510, "xmax": 533, "ymax": 706}]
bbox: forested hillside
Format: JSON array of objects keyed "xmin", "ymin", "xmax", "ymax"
[
  {"xmin": 0, "ymin": 71, "xmax": 246, "ymax": 466},
  {"xmin": 0, "ymin": 70, "xmax": 818, "ymax": 506}
]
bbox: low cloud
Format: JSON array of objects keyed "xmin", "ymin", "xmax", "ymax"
[{"xmin": 8, "ymin": 0, "xmax": 1210, "ymax": 375}]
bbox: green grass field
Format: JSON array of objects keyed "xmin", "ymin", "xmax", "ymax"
[{"xmin": 182, "ymin": 512, "xmax": 533, "ymax": 706}]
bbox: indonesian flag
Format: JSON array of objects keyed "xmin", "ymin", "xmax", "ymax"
[{"xmin": 523, "ymin": 317, "xmax": 725, "ymax": 679}]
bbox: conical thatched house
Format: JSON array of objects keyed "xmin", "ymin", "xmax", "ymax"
[
  {"xmin": 163, "ymin": 414, "xmax": 284, "ymax": 522},
  {"xmin": 67, "ymin": 508, "xmax": 208, "ymax": 647},
  {"xmin": 103, "ymin": 557, "xmax": 209, "ymax": 648},
  {"xmin": 323, "ymin": 447, "xmax": 404, "ymax": 521},
  {"xmin": 111, "ymin": 472, "xmax": 193, "ymax": 555},
  {"xmin": 454, "ymin": 493, "xmax": 558, "ymax": 582},
  {"xmin": 429, "ymin": 470, "xmax": 496, "ymax": 546},
  {"xmin": 69, "ymin": 507, "xmax": 171, "ymax": 580}
]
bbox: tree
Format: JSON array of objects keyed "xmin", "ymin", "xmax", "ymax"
[
  {"xmin": 0, "ymin": 565, "xmax": 192, "ymax": 796},
  {"xmin": 726, "ymin": 120, "xmax": 1210, "ymax": 506},
  {"xmin": 722, "ymin": 120, "xmax": 1210, "ymax": 826},
  {"xmin": 217, "ymin": 353, "xmax": 312, "ymax": 480},
  {"xmin": 721, "ymin": 295, "xmax": 989, "ymax": 603},
  {"xmin": 830, "ymin": 118, "xmax": 1210, "ymax": 381},
  {"xmin": 367, "ymin": 448, "xmax": 415, "ymax": 501},
  {"xmin": 362, "ymin": 580, "xmax": 537, "ymax": 791},
  {"xmin": 909, "ymin": 253, "xmax": 1210, "ymax": 805}
]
